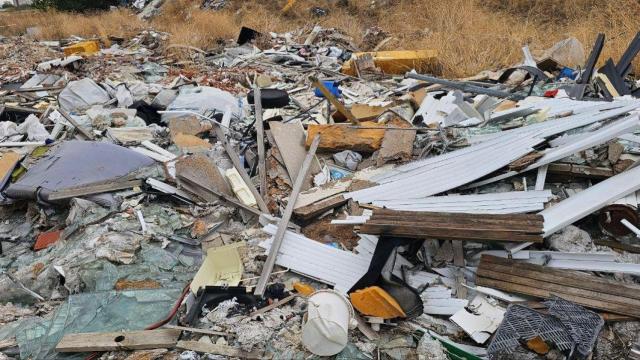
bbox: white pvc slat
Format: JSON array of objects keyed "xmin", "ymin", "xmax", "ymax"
[
  {"xmin": 541, "ymin": 165, "xmax": 640, "ymax": 236},
  {"xmin": 373, "ymin": 190, "xmax": 552, "ymax": 214},
  {"xmin": 260, "ymin": 224, "xmax": 371, "ymax": 292}
]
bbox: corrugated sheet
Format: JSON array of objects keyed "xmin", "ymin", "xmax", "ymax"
[
  {"xmin": 468, "ymin": 114, "xmax": 640, "ymax": 188},
  {"xmin": 348, "ymin": 134, "xmax": 542, "ymax": 202},
  {"xmin": 260, "ymin": 224, "xmax": 371, "ymax": 292},
  {"xmin": 348, "ymin": 104, "xmax": 639, "ymax": 204},
  {"xmin": 372, "ymin": 190, "xmax": 552, "ymax": 214}
]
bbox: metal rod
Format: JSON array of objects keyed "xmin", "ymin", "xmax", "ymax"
[
  {"xmin": 254, "ymin": 134, "xmax": 321, "ymax": 296},
  {"xmin": 406, "ymin": 72, "xmax": 524, "ymax": 100}
]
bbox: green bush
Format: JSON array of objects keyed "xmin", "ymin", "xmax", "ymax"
[{"xmin": 32, "ymin": 0, "xmax": 120, "ymax": 11}]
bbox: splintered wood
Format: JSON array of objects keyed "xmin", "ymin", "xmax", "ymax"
[
  {"xmin": 306, "ymin": 123, "xmax": 385, "ymax": 152},
  {"xmin": 476, "ymin": 255, "xmax": 640, "ymax": 318},
  {"xmin": 359, "ymin": 209, "xmax": 544, "ymax": 243}
]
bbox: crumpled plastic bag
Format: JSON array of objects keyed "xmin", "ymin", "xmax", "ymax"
[
  {"xmin": 0, "ymin": 115, "xmax": 50, "ymax": 142},
  {"xmin": 333, "ymin": 150, "xmax": 362, "ymax": 170},
  {"xmin": 17, "ymin": 115, "xmax": 50, "ymax": 141},
  {"xmin": 0, "ymin": 121, "xmax": 20, "ymax": 142}
]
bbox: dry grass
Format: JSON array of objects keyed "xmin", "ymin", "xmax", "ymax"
[
  {"xmin": 0, "ymin": 8, "xmax": 143, "ymax": 43},
  {"xmin": 1, "ymin": 0, "xmax": 640, "ymax": 77}
]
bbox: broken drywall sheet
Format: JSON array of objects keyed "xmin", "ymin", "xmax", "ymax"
[{"xmin": 450, "ymin": 296, "xmax": 505, "ymax": 344}]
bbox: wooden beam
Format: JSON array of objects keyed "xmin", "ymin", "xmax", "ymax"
[
  {"xmin": 361, "ymin": 210, "xmax": 544, "ymax": 242},
  {"xmin": 253, "ymin": 87, "xmax": 267, "ymax": 198},
  {"xmin": 212, "ymin": 120, "xmax": 269, "ymax": 213},
  {"xmin": 594, "ymin": 239, "xmax": 640, "ymax": 254},
  {"xmin": 310, "ymin": 76, "xmax": 359, "ymax": 125},
  {"xmin": 366, "ymin": 216, "xmax": 544, "ymax": 229},
  {"xmin": 56, "ymin": 329, "xmax": 181, "ymax": 352},
  {"xmin": 476, "ymin": 255, "xmax": 640, "ymax": 318},
  {"xmin": 359, "ymin": 224, "xmax": 543, "ymax": 242},
  {"xmin": 254, "ymin": 134, "xmax": 321, "ymax": 296},
  {"xmin": 306, "ymin": 123, "xmax": 385, "ymax": 152},
  {"xmin": 293, "ymin": 194, "xmax": 347, "ymax": 220}
]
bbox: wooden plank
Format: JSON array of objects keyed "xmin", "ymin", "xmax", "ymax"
[
  {"xmin": 254, "ymin": 134, "xmax": 321, "ymax": 296},
  {"xmin": 48, "ymin": 179, "xmax": 143, "ymax": 200},
  {"xmin": 594, "ymin": 239, "xmax": 640, "ymax": 254},
  {"xmin": 372, "ymin": 209, "xmax": 543, "ymax": 221},
  {"xmin": 176, "ymin": 340, "xmax": 263, "ymax": 359},
  {"xmin": 480, "ymin": 255, "xmax": 640, "ymax": 297},
  {"xmin": 310, "ymin": 76, "xmax": 359, "ymax": 125},
  {"xmin": 253, "ymin": 87, "xmax": 267, "ymax": 198},
  {"xmin": 476, "ymin": 277, "xmax": 640, "ymax": 318},
  {"xmin": 477, "ymin": 267, "xmax": 640, "ymax": 309},
  {"xmin": 365, "ymin": 218, "xmax": 544, "ymax": 231},
  {"xmin": 521, "ymin": 301, "xmax": 634, "ymax": 321},
  {"xmin": 293, "ymin": 194, "xmax": 347, "ymax": 220},
  {"xmin": 55, "ymin": 329, "xmax": 181, "ymax": 352},
  {"xmin": 359, "ymin": 224, "xmax": 543, "ymax": 242},
  {"xmin": 212, "ymin": 121, "xmax": 269, "ymax": 213}
]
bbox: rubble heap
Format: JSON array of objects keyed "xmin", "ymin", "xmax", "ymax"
[{"xmin": 2, "ymin": 16, "xmax": 640, "ymax": 360}]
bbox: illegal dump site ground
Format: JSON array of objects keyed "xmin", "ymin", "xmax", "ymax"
[{"xmin": 5, "ymin": 0, "xmax": 640, "ymax": 359}]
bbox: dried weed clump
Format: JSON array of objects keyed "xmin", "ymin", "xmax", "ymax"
[{"xmin": 1, "ymin": 0, "xmax": 640, "ymax": 77}]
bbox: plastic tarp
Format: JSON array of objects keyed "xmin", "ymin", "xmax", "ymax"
[{"xmin": 0, "ymin": 288, "xmax": 184, "ymax": 359}]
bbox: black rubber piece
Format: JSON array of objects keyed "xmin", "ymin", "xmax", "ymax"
[
  {"xmin": 247, "ymin": 89, "xmax": 290, "ymax": 109},
  {"xmin": 185, "ymin": 286, "xmax": 258, "ymax": 325}
]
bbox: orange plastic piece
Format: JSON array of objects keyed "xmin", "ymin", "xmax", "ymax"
[
  {"xmin": 293, "ymin": 282, "xmax": 315, "ymax": 296},
  {"xmin": 349, "ymin": 286, "xmax": 406, "ymax": 319}
]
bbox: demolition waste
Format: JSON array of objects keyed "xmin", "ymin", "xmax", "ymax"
[{"xmin": 3, "ymin": 2, "xmax": 640, "ymax": 360}]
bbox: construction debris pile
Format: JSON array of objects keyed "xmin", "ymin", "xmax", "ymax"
[{"xmin": 3, "ymin": 10, "xmax": 640, "ymax": 360}]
